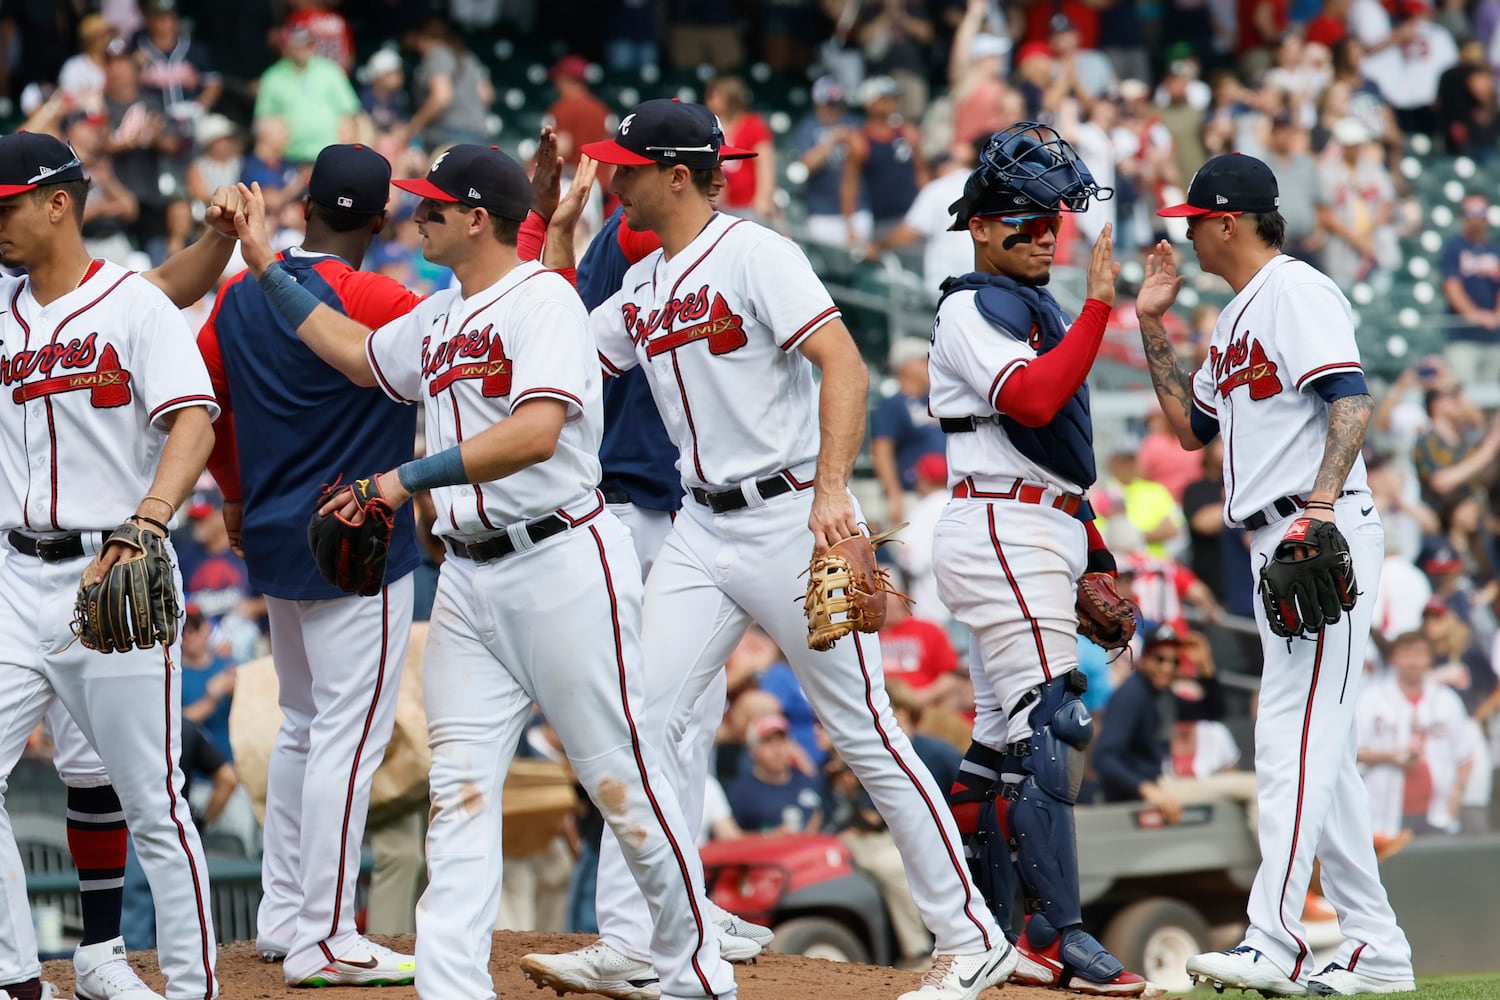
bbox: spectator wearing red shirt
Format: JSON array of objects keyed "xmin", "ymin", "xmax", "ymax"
[
  {"xmin": 878, "ymin": 576, "xmax": 967, "ymax": 710},
  {"xmin": 1138, "ymin": 406, "xmax": 1202, "ymax": 501},
  {"xmin": 1020, "ymin": 0, "xmax": 1099, "ymax": 50},
  {"xmin": 705, "ymin": 75, "xmax": 778, "ymax": 220},
  {"xmin": 547, "ymin": 56, "xmax": 612, "ymax": 167},
  {"xmin": 1237, "ymin": 0, "xmax": 1290, "ymax": 79},
  {"xmin": 282, "ymin": 0, "xmax": 354, "ymax": 74}
]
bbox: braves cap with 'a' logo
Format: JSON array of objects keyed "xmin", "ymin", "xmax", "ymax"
[
  {"xmin": 309, "ymin": 143, "xmax": 391, "ymax": 215},
  {"xmin": 0, "ymin": 132, "xmax": 87, "ymax": 197},
  {"xmin": 1157, "ymin": 152, "xmax": 1280, "ymax": 217},
  {"xmin": 393, "ymin": 143, "xmax": 532, "ymax": 222},
  {"xmin": 582, "ymin": 99, "xmax": 757, "ymax": 169}
]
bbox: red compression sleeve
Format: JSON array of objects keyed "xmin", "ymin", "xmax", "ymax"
[
  {"xmin": 992, "ymin": 298, "xmax": 1111, "ymax": 428},
  {"xmin": 517, "ymin": 210, "xmax": 546, "ymax": 262},
  {"xmin": 617, "ymin": 219, "xmax": 663, "ymax": 263}
]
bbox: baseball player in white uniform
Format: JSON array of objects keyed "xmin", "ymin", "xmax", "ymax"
[
  {"xmin": 927, "ymin": 122, "xmax": 1146, "ymax": 996},
  {"xmin": 524, "ymin": 100, "xmax": 1015, "ymax": 1000},
  {"xmin": 230, "ymin": 145, "xmax": 735, "ymax": 1000},
  {"xmin": 1137, "ymin": 152, "xmax": 1415, "ymax": 996},
  {"xmin": 0, "ymin": 132, "xmax": 218, "ymax": 1000}
]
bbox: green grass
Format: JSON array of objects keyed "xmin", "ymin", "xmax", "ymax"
[{"xmin": 1167, "ymin": 972, "xmax": 1500, "ymax": 998}]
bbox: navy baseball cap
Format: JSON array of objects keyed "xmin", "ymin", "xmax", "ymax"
[
  {"xmin": 0, "ymin": 132, "xmax": 87, "ymax": 198},
  {"xmin": 309, "ymin": 143, "xmax": 390, "ymax": 215},
  {"xmin": 1158, "ymin": 153, "xmax": 1279, "ymax": 217},
  {"xmin": 394, "ymin": 143, "xmax": 532, "ymax": 222},
  {"xmin": 582, "ymin": 99, "xmax": 757, "ymax": 170}
]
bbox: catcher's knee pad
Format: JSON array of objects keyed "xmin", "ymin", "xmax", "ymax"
[{"xmin": 1004, "ymin": 672, "xmax": 1094, "ymax": 929}]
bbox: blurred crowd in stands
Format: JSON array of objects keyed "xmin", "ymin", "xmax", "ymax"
[{"xmin": 9, "ymin": 0, "xmax": 1500, "ymax": 952}]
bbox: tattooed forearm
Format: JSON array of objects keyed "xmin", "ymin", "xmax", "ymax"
[
  {"xmin": 1139, "ymin": 313, "xmax": 1196, "ymax": 425},
  {"xmin": 1312, "ymin": 393, "xmax": 1374, "ymax": 500}
]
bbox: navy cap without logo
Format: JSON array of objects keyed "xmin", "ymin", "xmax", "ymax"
[
  {"xmin": 0, "ymin": 132, "xmax": 87, "ymax": 198},
  {"xmin": 309, "ymin": 144, "xmax": 391, "ymax": 215},
  {"xmin": 394, "ymin": 144, "xmax": 532, "ymax": 222},
  {"xmin": 1158, "ymin": 153, "xmax": 1279, "ymax": 217}
]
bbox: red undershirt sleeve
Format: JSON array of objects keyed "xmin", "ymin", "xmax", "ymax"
[{"xmin": 992, "ymin": 298, "xmax": 1111, "ymax": 428}]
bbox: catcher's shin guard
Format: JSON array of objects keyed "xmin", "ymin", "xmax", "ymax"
[
  {"xmin": 948, "ymin": 742, "xmax": 1021, "ymax": 933},
  {"xmin": 1004, "ymin": 671, "xmax": 1093, "ymax": 931}
]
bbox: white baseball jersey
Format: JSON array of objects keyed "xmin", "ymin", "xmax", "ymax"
[
  {"xmin": 0, "ymin": 260, "xmax": 218, "ymax": 532},
  {"xmin": 1357, "ymin": 675, "xmax": 1478, "ymax": 835},
  {"xmin": 591, "ymin": 213, "xmax": 840, "ymax": 489},
  {"xmin": 366, "ymin": 260, "xmax": 602, "ymax": 534},
  {"xmin": 928, "ymin": 288, "xmax": 1084, "ymax": 493},
  {"xmin": 1189, "ymin": 255, "xmax": 1369, "ymax": 526}
]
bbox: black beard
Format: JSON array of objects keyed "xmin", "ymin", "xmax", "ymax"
[{"xmin": 1018, "ymin": 272, "xmax": 1051, "ymax": 287}]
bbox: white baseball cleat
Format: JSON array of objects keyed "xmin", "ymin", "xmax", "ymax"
[
  {"xmin": 708, "ymin": 902, "xmax": 775, "ymax": 949},
  {"xmin": 895, "ymin": 942, "xmax": 1019, "ymax": 1000},
  {"xmin": 288, "ymin": 939, "xmax": 415, "ymax": 987},
  {"xmin": 1186, "ymin": 947, "xmax": 1307, "ymax": 996},
  {"xmin": 718, "ymin": 930, "xmax": 762, "ymax": 963},
  {"xmin": 73, "ymin": 937, "xmax": 162, "ymax": 1000},
  {"xmin": 521, "ymin": 942, "xmax": 662, "ymax": 1000},
  {"xmin": 1307, "ymin": 964, "xmax": 1416, "ymax": 995}
]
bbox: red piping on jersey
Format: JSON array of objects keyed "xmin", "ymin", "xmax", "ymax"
[
  {"xmin": 328, "ymin": 585, "xmax": 392, "ymax": 943},
  {"xmin": 988, "ymin": 505, "xmax": 1052, "ymax": 681},
  {"xmin": 367, "ymin": 334, "xmax": 412, "ymax": 402},
  {"xmin": 447, "ymin": 392, "xmax": 495, "ymax": 531},
  {"xmin": 778, "ymin": 304, "xmax": 840, "ymax": 352},
  {"xmin": 670, "ymin": 350, "xmax": 707, "ymax": 482},
  {"xmin": 652, "ymin": 219, "xmax": 746, "ymax": 482},
  {"xmin": 987, "ymin": 359, "xmax": 1026, "ymax": 411},
  {"xmin": 1277, "ymin": 628, "xmax": 1322, "ymax": 982},
  {"xmin": 513, "ymin": 386, "xmax": 584, "ymax": 409},
  {"xmin": 162, "ymin": 648, "xmax": 215, "ymax": 999},
  {"xmin": 587, "ymin": 524, "xmax": 719, "ymax": 999},
  {"xmin": 1294, "ymin": 362, "xmax": 1361, "ymax": 390},
  {"xmin": 1347, "ymin": 944, "xmax": 1365, "ymax": 971},
  {"xmin": 1192, "ymin": 388, "xmax": 1217, "ymax": 415},
  {"xmin": 1222, "ymin": 279, "xmax": 1272, "ymax": 524},
  {"xmin": 599, "ymin": 352, "xmax": 626, "ymax": 377},
  {"xmin": 36, "ymin": 269, "xmax": 135, "ymax": 529},
  {"xmin": 13, "ymin": 285, "xmax": 32, "ymax": 528},
  {"xmin": 149, "ymin": 394, "xmax": 217, "ymax": 422},
  {"xmin": 555, "ymin": 490, "xmax": 604, "ymax": 526},
  {"xmin": 852, "ymin": 631, "xmax": 995, "ymax": 950},
  {"xmin": 782, "ymin": 467, "xmax": 814, "ymax": 489}
]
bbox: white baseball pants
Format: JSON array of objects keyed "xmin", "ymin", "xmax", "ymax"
[
  {"xmin": 414, "ymin": 511, "xmax": 733, "ymax": 1000},
  {"xmin": 0, "ymin": 538, "xmax": 217, "ymax": 1000},
  {"xmin": 596, "ymin": 502, "xmax": 730, "ymax": 963},
  {"xmin": 260, "ymin": 574, "xmax": 415, "ymax": 981},
  {"xmin": 933, "ymin": 496, "xmax": 1087, "ymax": 747},
  {"xmin": 1243, "ymin": 501, "xmax": 1412, "ymax": 983},
  {"xmin": 636, "ymin": 487, "xmax": 1000, "ymax": 955}
]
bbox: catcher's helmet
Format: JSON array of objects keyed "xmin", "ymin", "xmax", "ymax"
[{"xmin": 948, "ymin": 122, "xmax": 1112, "ymax": 230}]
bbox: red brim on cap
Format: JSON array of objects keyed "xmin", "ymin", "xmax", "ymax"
[
  {"xmin": 1156, "ymin": 202, "xmax": 1212, "ymax": 217},
  {"xmin": 580, "ymin": 139, "xmax": 655, "ymax": 166},
  {"xmin": 393, "ymin": 177, "xmax": 460, "ymax": 201},
  {"xmin": 719, "ymin": 143, "xmax": 758, "ymax": 161},
  {"xmin": 0, "ymin": 183, "xmax": 38, "ymax": 197}
]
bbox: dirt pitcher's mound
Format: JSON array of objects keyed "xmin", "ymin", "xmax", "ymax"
[{"xmin": 42, "ymin": 932, "xmax": 1079, "ymax": 999}]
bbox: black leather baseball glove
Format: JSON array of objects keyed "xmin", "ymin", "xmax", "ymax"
[
  {"xmin": 72, "ymin": 521, "xmax": 181, "ymax": 653},
  {"xmin": 308, "ymin": 475, "xmax": 395, "ymax": 597},
  {"xmin": 1259, "ymin": 517, "xmax": 1358, "ymax": 639}
]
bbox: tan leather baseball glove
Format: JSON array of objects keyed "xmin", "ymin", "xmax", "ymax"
[{"xmin": 803, "ymin": 525, "xmax": 911, "ymax": 651}]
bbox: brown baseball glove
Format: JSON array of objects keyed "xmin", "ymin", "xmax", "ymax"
[
  {"xmin": 72, "ymin": 521, "xmax": 181, "ymax": 654},
  {"xmin": 1076, "ymin": 571, "xmax": 1139, "ymax": 651},
  {"xmin": 803, "ymin": 525, "xmax": 911, "ymax": 651}
]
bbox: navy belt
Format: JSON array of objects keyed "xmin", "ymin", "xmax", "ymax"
[
  {"xmin": 444, "ymin": 514, "xmax": 571, "ymax": 563},
  {"xmin": 8, "ymin": 530, "xmax": 87, "ymax": 562},
  {"xmin": 689, "ymin": 471, "xmax": 799, "ymax": 514},
  {"xmin": 1243, "ymin": 491, "xmax": 1360, "ymax": 530}
]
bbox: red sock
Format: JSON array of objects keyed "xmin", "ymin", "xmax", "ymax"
[{"xmin": 67, "ymin": 784, "xmax": 128, "ymax": 945}]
